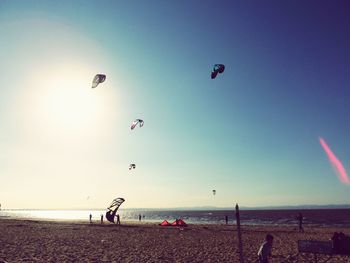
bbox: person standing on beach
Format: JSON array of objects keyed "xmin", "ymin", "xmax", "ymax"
[
  {"xmin": 225, "ymin": 215, "xmax": 228, "ymax": 225},
  {"xmin": 89, "ymin": 214, "xmax": 92, "ymax": 223},
  {"xmin": 139, "ymin": 214, "xmax": 141, "ymax": 222},
  {"xmin": 100, "ymin": 214, "xmax": 103, "ymax": 224},
  {"xmin": 116, "ymin": 214, "xmax": 120, "ymax": 225},
  {"xmin": 297, "ymin": 212, "xmax": 304, "ymax": 232},
  {"xmin": 257, "ymin": 234, "xmax": 273, "ymax": 263}
]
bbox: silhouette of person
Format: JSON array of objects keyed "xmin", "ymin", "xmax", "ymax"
[
  {"xmin": 100, "ymin": 214, "xmax": 103, "ymax": 224},
  {"xmin": 297, "ymin": 213, "xmax": 304, "ymax": 232},
  {"xmin": 116, "ymin": 214, "xmax": 120, "ymax": 225},
  {"xmin": 139, "ymin": 214, "xmax": 141, "ymax": 222},
  {"xmin": 258, "ymin": 234, "xmax": 274, "ymax": 263},
  {"xmin": 89, "ymin": 214, "xmax": 92, "ymax": 223},
  {"xmin": 225, "ymin": 215, "xmax": 228, "ymax": 225}
]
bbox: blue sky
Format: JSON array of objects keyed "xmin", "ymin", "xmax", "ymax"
[{"xmin": 0, "ymin": 1, "xmax": 349, "ymax": 209}]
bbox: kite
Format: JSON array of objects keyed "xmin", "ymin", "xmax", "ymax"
[
  {"xmin": 212, "ymin": 190, "xmax": 216, "ymax": 195},
  {"xmin": 92, "ymin": 74, "xmax": 106, "ymax": 88},
  {"xmin": 211, "ymin": 64, "xmax": 225, "ymax": 79},
  {"xmin": 131, "ymin": 119, "xmax": 144, "ymax": 130},
  {"xmin": 129, "ymin": 164, "xmax": 136, "ymax": 170},
  {"xmin": 319, "ymin": 137, "xmax": 350, "ymax": 185},
  {"xmin": 106, "ymin": 197, "xmax": 125, "ymax": 223}
]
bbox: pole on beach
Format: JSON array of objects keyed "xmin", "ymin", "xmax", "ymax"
[{"xmin": 235, "ymin": 203, "xmax": 244, "ymax": 263}]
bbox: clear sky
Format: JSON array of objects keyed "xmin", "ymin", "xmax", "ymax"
[{"xmin": 1, "ymin": 1, "xmax": 350, "ymax": 209}]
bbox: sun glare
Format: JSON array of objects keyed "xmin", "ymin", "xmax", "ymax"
[
  {"xmin": 42, "ymin": 74, "xmax": 99, "ymax": 129},
  {"xmin": 18, "ymin": 63, "xmax": 117, "ymax": 141},
  {"xmin": 40, "ymin": 68, "xmax": 103, "ymax": 131}
]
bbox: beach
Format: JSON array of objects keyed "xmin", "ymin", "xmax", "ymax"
[{"xmin": 0, "ymin": 219, "xmax": 349, "ymax": 262}]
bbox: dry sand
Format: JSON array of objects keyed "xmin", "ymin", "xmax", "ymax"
[{"xmin": 0, "ymin": 219, "xmax": 350, "ymax": 262}]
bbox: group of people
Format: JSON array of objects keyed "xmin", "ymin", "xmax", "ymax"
[
  {"xmin": 89, "ymin": 213, "xmax": 148, "ymax": 224},
  {"xmin": 89, "ymin": 213, "xmax": 121, "ymax": 225}
]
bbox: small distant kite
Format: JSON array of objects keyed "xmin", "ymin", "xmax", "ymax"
[
  {"xmin": 106, "ymin": 197, "xmax": 125, "ymax": 223},
  {"xmin": 129, "ymin": 164, "xmax": 136, "ymax": 170},
  {"xmin": 212, "ymin": 190, "xmax": 216, "ymax": 195},
  {"xmin": 319, "ymin": 137, "xmax": 350, "ymax": 185},
  {"xmin": 211, "ymin": 64, "xmax": 225, "ymax": 79},
  {"xmin": 131, "ymin": 119, "xmax": 144, "ymax": 130},
  {"xmin": 92, "ymin": 74, "xmax": 106, "ymax": 88}
]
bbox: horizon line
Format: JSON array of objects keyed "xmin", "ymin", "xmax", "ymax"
[{"xmin": 2, "ymin": 203, "xmax": 350, "ymax": 211}]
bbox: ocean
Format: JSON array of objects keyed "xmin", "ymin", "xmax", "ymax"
[{"xmin": 1, "ymin": 209, "xmax": 349, "ymax": 228}]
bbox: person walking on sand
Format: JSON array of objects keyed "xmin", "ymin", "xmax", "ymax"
[
  {"xmin": 116, "ymin": 214, "xmax": 120, "ymax": 225},
  {"xmin": 89, "ymin": 214, "xmax": 92, "ymax": 224},
  {"xmin": 139, "ymin": 214, "xmax": 141, "ymax": 222},
  {"xmin": 297, "ymin": 212, "xmax": 304, "ymax": 232},
  {"xmin": 100, "ymin": 214, "xmax": 103, "ymax": 224},
  {"xmin": 258, "ymin": 234, "xmax": 273, "ymax": 263}
]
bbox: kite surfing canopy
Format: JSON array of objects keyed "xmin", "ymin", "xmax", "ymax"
[
  {"xmin": 159, "ymin": 219, "xmax": 187, "ymax": 227},
  {"xmin": 92, "ymin": 74, "xmax": 106, "ymax": 88},
  {"xmin": 131, "ymin": 119, "xmax": 144, "ymax": 130},
  {"xmin": 172, "ymin": 219, "xmax": 187, "ymax": 227},
  {"xmin": 211, "ymin": 64, "xmax": 225, "ymax": 79},
  {"xmin": 159, "ymin": 220, "xmax": 171, "ymax": 226},
  {"xmin": 212, "ymin": 190, "xmax": 216, "ymax": 195},
  {"xmin": 129, "ymin": 163, "xmax": 136, "ymax": 170},
  {"xmin": 106, "ymin": 197, "xmax": 125, "ymax": 223}
]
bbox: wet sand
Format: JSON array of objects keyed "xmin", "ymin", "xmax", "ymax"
[{"xmin": 0, "ymin": 219, "xmax": 349, "ymax": 262}]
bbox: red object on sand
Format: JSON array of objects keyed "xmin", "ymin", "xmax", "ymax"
[
  {"xmin": 159, "ymin": 220, "xmax": 172, "ymax": 226},
  {"xmin": 171, "ymin": 219, "xmax": 187, "ymax": 227},
  {"xmin": 159, "ymin": 219, "xmax": 188, "ymax": 227}
]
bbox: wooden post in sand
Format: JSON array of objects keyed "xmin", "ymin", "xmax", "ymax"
[{"xmin": 235, "ymin": 203, "xmax": 244, "ymax": 263}]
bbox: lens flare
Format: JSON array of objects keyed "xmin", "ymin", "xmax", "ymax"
[{"xmin": 319, "ymin": 137, "xmax": 350, "ymax": 185}]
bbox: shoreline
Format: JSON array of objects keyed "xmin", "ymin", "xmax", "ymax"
[
  {"xmin": 1, "ymin": 215, "xmax": 349, "ymax": 229},
  {"xmin": 2, "ymin": 208, "xmax": 350, "ymax": 228},
  {"xmin": 1, "ymin": 218, "xmax": 350, "ymax": 262}
]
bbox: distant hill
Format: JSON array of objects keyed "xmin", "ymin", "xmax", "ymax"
[
  {"xmin": 3, "ymin": 204, "xmax": 350, "ymax": 211},
  {"xmin": 240, "ymin": 204, "xmax": 350, "ymax": 210},
  {"xmin": 125, "ymin": 204, "xmax": 350, "ymax": 211},
  {"xmin": 123, "ymin": 204, "xmax": 350, "ymax": 211}
]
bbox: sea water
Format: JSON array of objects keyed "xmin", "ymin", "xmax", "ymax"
[{"xmin": 1, "ymin": 209, "xmax": 349, "ymax": 227}]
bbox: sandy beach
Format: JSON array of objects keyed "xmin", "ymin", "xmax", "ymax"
[{"xmin": 0, "ymin": 219, "xmax": 349, "ymax": 262}]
